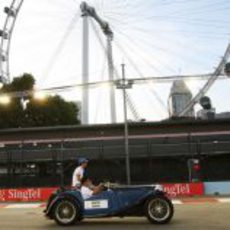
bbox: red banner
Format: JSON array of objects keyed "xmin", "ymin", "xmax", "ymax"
[
  {"xmin": 0, "ymin": 183, "xmax": 204, "ymax": 202},
  {"xmin": 162, "ymin": 183, "xmax": 204, "ymax": 197},
  {"xmin": 0, "ymin": 187, "xmax": 57, "ymax": 202}
]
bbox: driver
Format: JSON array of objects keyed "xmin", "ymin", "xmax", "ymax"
[{"xmin": 80, "ymin": 176, "xmax": 104, "ymax": 200}]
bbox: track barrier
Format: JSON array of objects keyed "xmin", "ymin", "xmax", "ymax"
[{"xmin": 0, "ymin": 182, "xmax": 206, "ymax": 202}]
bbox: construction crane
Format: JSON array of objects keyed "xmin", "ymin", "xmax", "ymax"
[{"xmin": 80, "ymin": 1, "xmax": 116, "ymax": 124}]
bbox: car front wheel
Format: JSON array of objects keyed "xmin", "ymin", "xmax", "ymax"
[
  {"xmin": 145, "ymin": 196, "xmax": 174, "ymax": 224},
  {"xmin": 53, "ymin": 199, "xmax": 81, "ymax": 226}
]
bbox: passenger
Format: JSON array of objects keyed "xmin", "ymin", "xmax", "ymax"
[
  {"xmin": 81, "ymin": 176, "xmax": 104, "ymax": 200},
  {"xmin": 72, "ymin": 158, "xmax": 89, "ymax": 188}
]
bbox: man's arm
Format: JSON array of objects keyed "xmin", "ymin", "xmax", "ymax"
[
  {"xmin": 76, "ymin": 173, "xmax": 81, "ymax": 182},
  {"xmin": 75, "ymin": 167, "xmax": 83, "ymax": 182},
  {"xmin": 92, "ymin": 184, "xmax": 104, "ymax": 195}
]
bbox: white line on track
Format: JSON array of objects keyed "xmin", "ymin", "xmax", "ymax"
[
  {"xmin": 217, "ymin": 198, "xmax": 230, "ymax": 203},
  {"xmin": 172, "ymin": 200, "xmax": 183, "ymax": 205},
  {"xmin": 5, "ymin": 203, "xmax": 42, "ymax": 209}
]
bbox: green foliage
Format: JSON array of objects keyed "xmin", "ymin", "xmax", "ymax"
[
  {"xmin": 0, "ymin": 73, "xmax": 80, "ymax": 129},
  {"xmin": 25, "ymin": 96, "xmax": 79, "ymax": 127},
  {"xmin": 2, "ymin": 73, "xmax": 35, "ymax": 92}
]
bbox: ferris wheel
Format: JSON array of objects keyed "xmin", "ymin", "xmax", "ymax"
[
  {"xmin": 0, "ymin": 0, "xmax": 23, "ymax": 83},
  {"xmin": 0, "ymin": 0, "xmax": 229, "ymax": 123}
]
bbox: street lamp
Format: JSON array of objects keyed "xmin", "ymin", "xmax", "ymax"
[
  {"xmin": 116, "ymin": 64, "xmax": 133, "ymax": 185},
  {"xmin": 0, "ymin": 95, "xmax": 11, "ymax": 105},
  {"xmin": 0, "ymin": 75, "xmax": 4, "ymax": 89},
  {"xmin": 33, "ymin": 91, "xmax": 48, "ymax": 101}
]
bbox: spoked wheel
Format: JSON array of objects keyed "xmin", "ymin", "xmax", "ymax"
[
  {"xmin": 145, "ymin": 196, "xmax": 174, "ymax": 224},
  {"xmin": 53, "ymin": 199, "xmax": 81, "ymax": 226}
]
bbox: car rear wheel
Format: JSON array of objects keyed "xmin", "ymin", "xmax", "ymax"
[
  {"xmin": 53, "ymin": 199, "xmax": 81, "ymax": 226},
  {"xmin": 145, "ymin": 196, "xmax": 174, "ymax": 224}
]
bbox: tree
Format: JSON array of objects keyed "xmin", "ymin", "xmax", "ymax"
[
  {"xmin": 1, "ymin": 73, "xmax": 35, "ymax": 93},
  {"xmin": 24, "ymin": 96, "xmax": 79, "ymax": 127},
  {"xmin": 0, "ymin": 73, "xmax": 80, "ymax": 128}
]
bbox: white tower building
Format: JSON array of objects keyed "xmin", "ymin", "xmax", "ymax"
[{"xmin": 168, "ymin": 80, "xmax": 194, "ymax": 118}]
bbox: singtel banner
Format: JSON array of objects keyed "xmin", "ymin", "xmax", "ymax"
[
  {"xmin": 163, "ymin": 183, "xmax": 204, "ymax": 197},
  {"xmin": 0, "ymin": 183, "xmax": 204, "ymax": 202},
  {"xmin": 0, "ymin": 187, "xmax": 57, "ymax": 202}
]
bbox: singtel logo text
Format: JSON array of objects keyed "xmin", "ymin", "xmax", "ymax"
[
  {"xmin": 0, "ymin": 189, "xmax": 41, "ymax": 200},
  {"xmin": 0, "ymin": 190, "xmax": 5, "ymax": 201},
  {"xmin": 163, "ymin": 184, "xmax": 190, "ymax": 197}
]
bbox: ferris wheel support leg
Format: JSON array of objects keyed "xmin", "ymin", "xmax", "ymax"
[
  {"xmin": 107, "ymin": 36, "xmax": 116, "ymax": 123},
  {"xmin": 82, "ymin": 15, "xmax": 89, "ymax": 124}
]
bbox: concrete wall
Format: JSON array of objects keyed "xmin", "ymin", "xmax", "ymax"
[{"xmin": 204, "ymin": 182, "xmax": 230, "ymax": 195}]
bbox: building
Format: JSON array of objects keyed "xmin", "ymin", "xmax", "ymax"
[
  {"xmin": 168, "ymin": 80, "xmax": 194, "ymax": 118},
  {"xmin": 216, "ymin": 112, "xmax": 230, "ymax": 119}
]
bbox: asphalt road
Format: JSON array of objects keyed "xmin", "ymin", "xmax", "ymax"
[{"xmin": 0, "ymin": 203, "xmax": 229, "ymax": 230}]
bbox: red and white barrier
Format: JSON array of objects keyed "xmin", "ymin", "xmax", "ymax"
[
  {"xmin": 163, "ymin": 183, "xmax": 204, "ymax": 198},
  {"xmin": 0, "ymin": 187, "xmax": 57, "ymax": 202},
  {"xmin": 0, "ymin": 183, "xmax": 204, "ymax": 202}
]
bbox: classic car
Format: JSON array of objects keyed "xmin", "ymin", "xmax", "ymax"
[{"xmin": 44, "ymin": 184, "xmax": 174, "ymax": 226}]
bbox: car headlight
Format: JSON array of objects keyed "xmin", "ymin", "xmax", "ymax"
[{"xmin": 155, "ymin": 184, "xmax": 163, "ymax": 191}]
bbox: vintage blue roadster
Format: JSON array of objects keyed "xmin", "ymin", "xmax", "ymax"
[{"xmin": 44, "ymin": 184, "xmax": 174, "ymax": 226}]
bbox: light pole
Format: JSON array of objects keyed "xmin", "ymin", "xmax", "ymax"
[{"xmin": 116, "ymin": 64, "xmax": 133, "ymax": 185}]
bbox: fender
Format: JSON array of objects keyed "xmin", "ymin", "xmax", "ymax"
[{"xmin": 45, "ymin": 191, "xmax": 84, "ymax": 218}]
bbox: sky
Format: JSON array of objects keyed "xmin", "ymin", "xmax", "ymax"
[{"xmin": 0, "ymin": 0, "xmax": 229, "ymax": 123}]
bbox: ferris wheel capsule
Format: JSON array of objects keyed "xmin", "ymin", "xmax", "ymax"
[
  {"xmin": 0, "ymin": 30, "xmax": 9, "ymax": 39},
  {"xmin": 4, "ymin": 7, "xmax": 16, "ymax": 17},
  {"xmin": 224, "ymin": 63, "xmax": 230, "ymax": 77},
  {"xmin": 1, "ymin": 54, "xmax": 6, "ymax": 62}
]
